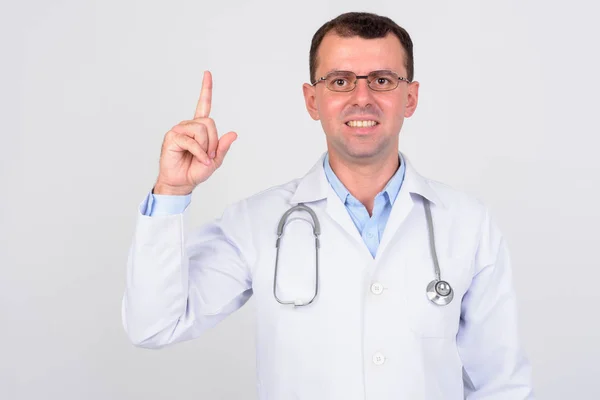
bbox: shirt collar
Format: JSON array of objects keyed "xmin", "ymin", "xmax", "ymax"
[
  {"xmin": 290, "ymin": 152, "xmax": 445, "ymax": 209},
  {"xmin": 323, "ymin": 152, "xmax": 406, "ymax": 206}
]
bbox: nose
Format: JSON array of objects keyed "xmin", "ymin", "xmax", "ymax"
[{"xmin": 349, "ymin": 77, "xmax": 375, "ymax": 107}]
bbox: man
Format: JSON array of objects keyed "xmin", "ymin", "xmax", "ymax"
[{"xmin": 122, "ymin": 12, "xmax": 534, "ymax": 399}]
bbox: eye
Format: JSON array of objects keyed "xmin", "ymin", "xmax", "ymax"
[
  {"xmin": 334, "ymin": 78, "xmax": 349, "ymax": 87},
  {"xmin": 369, "ymin": 72, "xmax": 398, "ymax": 90}
]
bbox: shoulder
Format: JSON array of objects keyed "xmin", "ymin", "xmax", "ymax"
[
  {"xmin": 403, "ymin": 154, "xmax": 488, "ymax": 221},
  {"xmin": 427, "ymin": 178, "xmax": 488, "ymax": 216},
  {"xmin": 220, "ymin": 176, "xmax": 302, "ymax": 220},
  {"xmin": 422, "ymin": 176, "xmax": 507, "ymax": 264},
  {"xmin": 418, "ymin": 173, "xmax": 498, "ymax": 247},
  {"xmin": 246, "ymin": 178, "xmax": 301, "ymax": 205}
]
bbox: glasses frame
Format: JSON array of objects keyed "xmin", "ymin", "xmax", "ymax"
[{"xmin": 311, "ymin": 70, "xmax": 412, "ymax": 92}]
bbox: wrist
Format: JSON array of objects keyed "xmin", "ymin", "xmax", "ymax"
[{"xmin": 152, "ymin": 182, "xmax": 194, "ymax": 196}]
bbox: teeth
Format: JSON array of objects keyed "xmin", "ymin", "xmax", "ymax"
[{"xmin": 346, "ymin": 120, "xmax": 377, "ymax": 128}]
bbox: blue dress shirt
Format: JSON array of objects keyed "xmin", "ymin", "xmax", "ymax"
[
  {"xmin": 142, "ymin": 190, "xmax": 192, "ymax": 217},
  {"xmin": 323, "ymin": 153, "xmax": 405, "ymax": 257},
  {"xmin": 143, "ymin": 153, "xmax": 406, "ymax": 257}
]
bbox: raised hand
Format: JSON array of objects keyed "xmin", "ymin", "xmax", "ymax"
[{"xmin": 153, "ymin": 71, "xmax": 238, "ymax": 195}]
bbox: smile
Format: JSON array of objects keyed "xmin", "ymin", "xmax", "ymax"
[{"xmin": 345, "ymin": 120, "xmax": 379, "ymax": 127}]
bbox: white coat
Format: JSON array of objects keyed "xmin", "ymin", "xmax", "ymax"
[{"xmin": 122, "ymin": 153, "xmax": 534, "ymax": 399}]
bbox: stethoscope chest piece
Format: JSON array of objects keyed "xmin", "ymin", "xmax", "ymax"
[{"xmin": 426, "ymin": 279, "xmax": 454, "ymax": 306}]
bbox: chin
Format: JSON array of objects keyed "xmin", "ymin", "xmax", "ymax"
[
  {"xmin": 326, "ymin": 128, "xmax": 397, "ymax": 161},
  {"xmin": 337, "ymin": 143, "xmax": 390, "ymax": 161}
]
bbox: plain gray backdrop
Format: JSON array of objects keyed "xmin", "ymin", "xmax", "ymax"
[{"xmin": 1, "ymin": 0, "xmax": 599, "ymax": 399}]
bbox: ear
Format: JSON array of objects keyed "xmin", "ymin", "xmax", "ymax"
[
  {"xmin": 404, "ymin": 81, "xmax": 420, "ymax": 118},
  {"xmin": 302, "ymin": 83, "xmax": 320, "ymax": 121}
]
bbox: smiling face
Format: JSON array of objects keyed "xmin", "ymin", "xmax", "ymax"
[{"xmin": 303, "ymin": 32, "xmax": 419, "ymax": 165}]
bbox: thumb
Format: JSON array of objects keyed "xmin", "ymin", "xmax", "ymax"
[{"xmin": 215, "ymin": 131, "xmax": 238, "ymax": 166}]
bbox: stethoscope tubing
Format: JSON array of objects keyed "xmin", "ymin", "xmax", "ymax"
[{"xmin": 273, "ymin": 200, "xmax": 453, "ymax": 307}]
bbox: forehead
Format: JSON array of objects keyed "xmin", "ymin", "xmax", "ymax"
[{"xmin": 316, "ymin": 32, "xmax": 406, "ymax": 75}]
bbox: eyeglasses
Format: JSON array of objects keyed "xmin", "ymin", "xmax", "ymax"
[{"xmin": 311, "ymin": 70, "xmax": 411, "ymax": 92}]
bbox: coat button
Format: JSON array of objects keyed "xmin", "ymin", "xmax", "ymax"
[
  {"xmin": 372, "ymin": 352, "xmax": 386, "ymax": 365},
  {"xmin": 370, "ymin": 282, "xmax": 384, "ymax": 295}
]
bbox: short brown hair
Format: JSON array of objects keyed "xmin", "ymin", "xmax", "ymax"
[{"xmin": 309, "ymin": 12, "xmax": 414, "ymax": 84}]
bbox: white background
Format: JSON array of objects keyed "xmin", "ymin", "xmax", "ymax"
[{"xmin": 1, "ymin": 0, "xmax": 598, "ymax": 399}]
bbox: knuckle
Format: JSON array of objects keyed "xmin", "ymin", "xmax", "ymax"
[
  {"xmin": 165, "ymin": 130, "xmax": 178, "ymax": 143},
  {"xmin": 195, "ymin": 117, "xmax": 215, "ymax": 128},
  {"xmin": 206, "ymin": 118, "xmax": 217, "ymax": 131}
]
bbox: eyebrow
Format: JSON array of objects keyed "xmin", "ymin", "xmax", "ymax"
[{"xmin": 320, "ymin": 69, "xmax": 397, "ymax": 76}]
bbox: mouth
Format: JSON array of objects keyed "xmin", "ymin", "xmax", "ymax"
[
  {"xmin": 345, "ymin": 120, "xmax": 380, "ymax": 128},
  {"xmin": 344, "ymin": 120, "xmax": 380, "ymax": 134}
]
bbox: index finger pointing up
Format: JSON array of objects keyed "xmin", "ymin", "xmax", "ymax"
[{"xmin": 194, "ymin": 70, "xmax": 212, "ymax": 119}]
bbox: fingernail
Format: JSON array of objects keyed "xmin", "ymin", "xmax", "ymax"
[
  {"xmin": 204, "ymin": 159, "xmax": 211, "ymax": 166},
  {"xmin": 210, "ymin": 151, "xmax": 216, "ymax": 159}
]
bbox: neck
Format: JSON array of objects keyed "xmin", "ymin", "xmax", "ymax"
[{"xmin": 328, "ymin": 151, "xmax": 400, "ymax": 215}]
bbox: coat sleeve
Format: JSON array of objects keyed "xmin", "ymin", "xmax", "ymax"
[
  {"xmin": 457, "ymin": 208, "xmax": 535, "ymax": 399},
  {"xmin": 121, "ymin": 196, "xmax": 255, "ymax": 349}
]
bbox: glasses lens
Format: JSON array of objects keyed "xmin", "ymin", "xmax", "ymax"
[
  {"xmin": 368, "ymin": 71, "xmax": 399, "ymax": 91},
  {"xmin": 325, "ymin": 72, "xmax": 356, "ymax": 92}
]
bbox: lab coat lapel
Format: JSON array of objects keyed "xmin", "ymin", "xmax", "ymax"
[
  {"xmin": 290, "ymin": 154, "xmax": 370, "ymax": 255},
  {"xmin": 376, "ymin": 154, "xmax": 445, "ymax": 259},
  {"xmin": 376, "ymin": 180, "xmax": 415, "ymax": 259},
  {"xmin": 324, "ymin": 184, "xmax": 368, "ymax": 251},
  {"xmin": 290, "ymin": 153, "xmax": 444, "ymax": 261}
]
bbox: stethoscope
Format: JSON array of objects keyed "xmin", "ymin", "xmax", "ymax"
[{"xmin": 272, "ymin": 200, "xmax": 454, "ymax": 307}]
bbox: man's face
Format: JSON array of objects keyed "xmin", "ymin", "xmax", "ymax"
[{"xmin": 303, "ymin": 32, "xmax": 419, "ymax": 164}]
